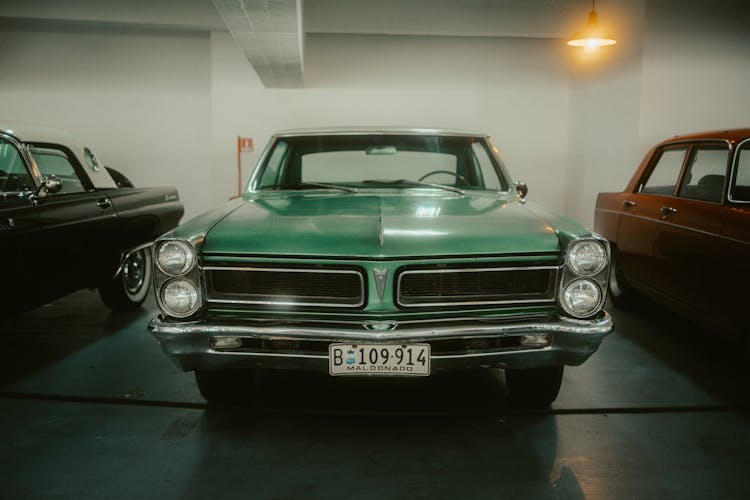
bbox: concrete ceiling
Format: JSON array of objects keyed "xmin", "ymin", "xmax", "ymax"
[
  {"xmin": 0, "ymin": 0, "xmax": 598, "ymax": 88},
  {"xmin": 212, "ymin": 0, "xmax": 304, "ymax": 88}
]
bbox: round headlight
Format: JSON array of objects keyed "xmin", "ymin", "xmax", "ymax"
[
  {"xmin": 161, "ymin": 279, "xmax": 200, "ymax": 317},
  {"xmin": 567, "ymin": 239, "xmax": 607, "ymax": 276},
  {"xmin": 562, "ymin": 279, "xmax": 601, "ymax": 317},
  {"xmin": 156, "ymin": 240, "xmax": 195, "ymax": 276}
]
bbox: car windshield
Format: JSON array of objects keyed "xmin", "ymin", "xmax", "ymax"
[{"xmin": 254, "ymin": 134, "xmax": 510, "ymax": 192}]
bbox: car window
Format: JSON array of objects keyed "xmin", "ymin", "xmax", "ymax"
[
  {"xmin": 0, "ymin": 139, "xmax": 35, "ymax": 193},
  {"xmin": 676, "ymin": 146, "xmax": 728, "ymax": 203},
  {"xmin": 258, "ymin": 141, "xmax": 289, "ymax": 188},
  {"xmin": 732, "ymin": 142, "xmax": 750, "ymax": 202},
  {"xmin": 640, "ymin": 147, "xmax": 687, "ymax": 196},
  {"xmin": 30, "ymin": 147, "xmax": 86, "ymax": 195},
  {"xmin": 255, "ymin": 135, "xmax": 509, "ymax": 191},
  {"xmin": 301, "ymin": 150, "xmax": 457, "ymax": 184},
  {"xmin": 470, "ymin": 142, "xmax": 502, "ymax": 190}
]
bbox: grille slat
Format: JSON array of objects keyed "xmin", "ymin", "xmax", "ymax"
[
  {"xmin": 397, "ymin": 266, "xmax": 557, "ymax": 307},
  {"xmin": 206, "ymin": 267, "xmax": 365, "ymax": 308}
]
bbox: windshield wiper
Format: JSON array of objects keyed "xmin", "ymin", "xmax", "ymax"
[
  {"xmin": 362, "ymin": 179, "xmax": 464, "ymax": 195},
  {"xmin": 261, "ymin": 182, "xmax": 358, "ymax": 193}
]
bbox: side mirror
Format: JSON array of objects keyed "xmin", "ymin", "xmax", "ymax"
[
  {"xmin": 514, "ymin": 180, "xmax": 528, "ymax": 199},
  {"xmin": 36, "ymin": 175, "xmax": 63, "ymax": 198}
]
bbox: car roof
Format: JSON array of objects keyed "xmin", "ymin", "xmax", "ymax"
[
  {"xmin": 660, "ymin": 128, "xmax": 750, "ymax": 145},
  {"xmin": 273, "ymin": 126, "xmax": 489, "ymax": 138},
  {"xmin": 0, "ymin": 122, "xmax": 84, "ymax": 147}
]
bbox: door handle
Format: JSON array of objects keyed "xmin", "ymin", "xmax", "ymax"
[
  {"xmin": 96, "ymin": 198, "xmax": 111, "ymax": 210},
  {"xmin": 623, "ymin": 200, "xmax": 636, "ymax": 208},
  {"xmin": 659, "ymin": 206, "xmax": 678, "ymax": 216}
]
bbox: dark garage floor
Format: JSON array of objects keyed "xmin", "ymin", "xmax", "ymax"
[{"xmin": 1, "ymin": 292, "xmax": 749, "ymax": 499}]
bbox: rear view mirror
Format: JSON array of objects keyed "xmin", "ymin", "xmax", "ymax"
[
  {"xmin": 36, "ymin": 175, "xmax": 63, "ymax": 198},
  {"xmin": 366, "ymin": 145, "xmax": 397, "ymax": 155},
  {"xmin": 515, "ymin": 180, "xmax": 528, "ymax": 199}
]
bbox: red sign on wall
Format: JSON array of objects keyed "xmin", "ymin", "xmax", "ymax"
[{"xmin": 237, "ymin": 136, "xmax": 254, "ymax": 152}]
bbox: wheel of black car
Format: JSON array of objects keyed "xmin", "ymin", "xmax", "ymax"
[
  {"xmin": 505, "ymin": 365, "xmax": 564, "ymax": 409},
  {"xmin": 608, "ymin": 246, "xmax": 635, "ymax": 309},
  {"xmin": 99, "ymin": 248, "xmax": 152, "ymax": 312},
  {"xmin": 195, "ymin": 369, "xmax": 255, "ymax": 405}
]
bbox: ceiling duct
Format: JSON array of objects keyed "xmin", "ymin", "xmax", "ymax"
[{"xmin": 212, "ymin": 0, "xmax": 304, "ymax": 88}]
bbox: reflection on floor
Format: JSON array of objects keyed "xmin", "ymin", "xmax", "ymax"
[{"xmin": 1, "ymin": 290, "xmax": 749, "ymax": 498}]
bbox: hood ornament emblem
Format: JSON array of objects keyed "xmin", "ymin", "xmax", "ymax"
[{"xmin": 373, "ymin": 268, "xmax": 388, "ymax": 301}]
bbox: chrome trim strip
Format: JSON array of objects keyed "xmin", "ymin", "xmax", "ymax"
[
  {"xmin": 660, "ymin": 219, "xmax": 748, "ymax": 245},
  {"xmin": 149, "ymin": 311, "xmax": 613, "ymax": 342},
  {"xmin": 208, "ymin": 349, "xmax": 545, "ymax": 361},
  {"xmin": 396, "ymin": 265, "xmax": 559, "ymax": 308},
  {"xmin": 272, "ymin": 127, "xmax": 489, "ymax": 138},
  {"xmin": 204, "ymin": 265, "xmax": 366, "ymax": 308},
  {"xmin": 599, "ymin": 210, "xmax": 748, "ymax": 245},
  {"xmin": 211, "ymin": 351, "xmax": 329, "ymax": 360}
]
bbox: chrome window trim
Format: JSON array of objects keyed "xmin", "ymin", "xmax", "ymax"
[
  {"xmin": 248, "ymin": 134, "xmax": 513, "ymax": 194},
  {"xmin": 204, "ymin": 265, "xmax": 366, "ymax": 308},
  {"xmin": 637, "ymin": 139, "xmax": 732, "ymax": 204},
  {"xmin": 0, "ymin": 132, "xmax": 42, "ymax": 191},
  {"xmin": 728, "ymin": 137, "xmax": 750, "ymax": 204},
  {"xmin": 396, "ymin": 265, "xmax": 559, "ymax": 308}
]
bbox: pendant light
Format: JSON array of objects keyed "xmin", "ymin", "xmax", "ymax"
[{"xmin": 567, "ymin": 0, "xmax": 617, "ymax": 52}]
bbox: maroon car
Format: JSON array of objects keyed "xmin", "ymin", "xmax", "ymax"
[{"xmin": 595, "ymin": 129, "xmax": 749, "ymax": 350}]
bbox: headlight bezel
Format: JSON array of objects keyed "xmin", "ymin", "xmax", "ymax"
[
  {"xmin": 153, "ymin": 238, "xmax": 204, "ymax": 320},
  {"xmin": 559, "ymin": 235, "xmax": 610, "ymax": 319}
]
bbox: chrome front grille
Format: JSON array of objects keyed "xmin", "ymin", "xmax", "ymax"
[
  {"xmin": 397, "ymin": 265, "xmax": 558, "ymax": 308},
  {"xmin": 205, "ymin": 266, "xmax": 366, "ymax": 308}
]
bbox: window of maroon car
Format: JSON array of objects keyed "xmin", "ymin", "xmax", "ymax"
[
  {"xmin": 676, "ymin": 145, "xmax": 728, "ymax": 204},
  {"xmin": 731, "ymin": 141, "xmax": 750, "ymax": 202},
  {"xmin": 640, "ymin": 146, "xmax": 687, "ymax": 196}
]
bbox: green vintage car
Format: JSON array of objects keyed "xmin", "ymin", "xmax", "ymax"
[{"xmin": 148, "ymin": 128, "xmax": 613, "ymax": 407}]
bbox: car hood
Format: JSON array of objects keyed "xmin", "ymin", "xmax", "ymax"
[{"xmin": 202, "ymin": 192, "xmax": 562, "ymax": 258}]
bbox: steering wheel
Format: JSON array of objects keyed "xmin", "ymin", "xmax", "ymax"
[{"xmin": 418, "ymin": 170, "xmax": 469, "ymax": 186}]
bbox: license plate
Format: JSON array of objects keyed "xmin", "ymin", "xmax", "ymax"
[{"xmin": 329, "ymin": 343, "xmax": 430, "ymax": 376}]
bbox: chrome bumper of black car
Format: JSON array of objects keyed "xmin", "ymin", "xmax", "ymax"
[{"xmin": 148, "ymin": 312, "xmax": 613, "ymax": 373}]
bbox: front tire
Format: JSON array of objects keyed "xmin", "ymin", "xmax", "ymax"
[
  {"xmin": 608, "ymin": 246, "xmax": 636, "ymax": 309},
  {"xmin": 99, "ymin": 248, "xmax": 152, "ymax": 312},
  {"xmin": 195, "ymin": 369, "xmax": 255, "ymax": 405},
  {"xmin": 505, "ymin": 365, "xmax": 564, "ymax": 408}
]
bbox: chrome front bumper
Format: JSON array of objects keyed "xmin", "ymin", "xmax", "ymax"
[{"xmin": 148, "ymin": 312, "xmax": 614, "ymax": 373}]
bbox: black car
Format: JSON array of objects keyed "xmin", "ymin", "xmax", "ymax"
[{"xmin": 1, "ymin": 123, "xmax": 184, "ymax": 314}]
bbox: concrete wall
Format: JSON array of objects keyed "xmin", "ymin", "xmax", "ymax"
[
  {"xmin": 565, "ymin": 0, "xmax": 750, "ymax": 227},
  {"xmin": 0, "ymin": 20, "xmax": 214, "ymax": 219},
  {"xmin": 2, "ymin": 0, "xmax": 750, "ymax": 226},
  {"xmin": 211, "ymin": 32, "xmax": 572, "ymax": 213}
]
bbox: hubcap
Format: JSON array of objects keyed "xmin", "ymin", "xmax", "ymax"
[{"xmin": 123, "ymin": 250, "xmax": 146, "ymax": 295}]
